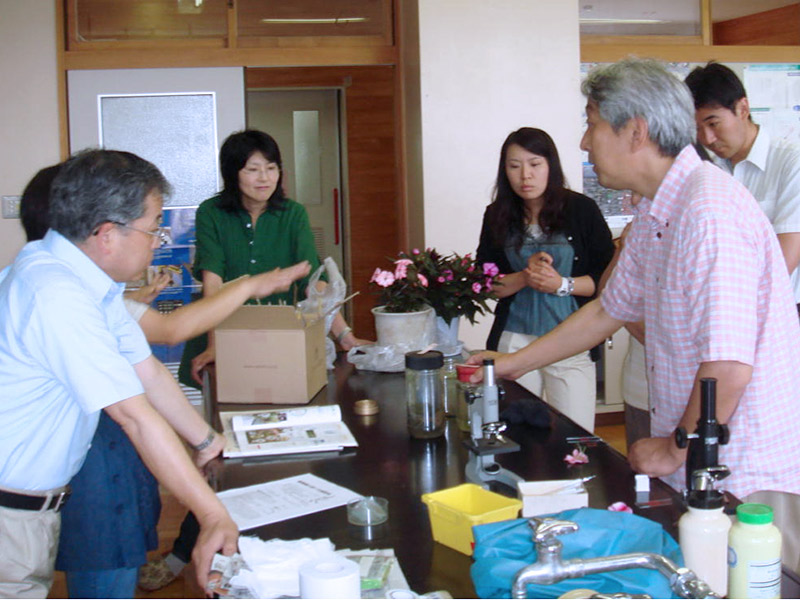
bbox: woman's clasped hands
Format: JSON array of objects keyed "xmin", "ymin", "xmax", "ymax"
[{"xmin": 524, "ymin": 251, "xmax": 561, "ymax": 294}]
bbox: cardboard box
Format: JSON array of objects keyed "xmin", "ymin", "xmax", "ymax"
[
  {"xmin": 518, "ymin": 480, "xmax": 589, "ymax": 518},
  {"xmin": 214, "ymin": 305, "xmax": 327, "ymax": 405}
]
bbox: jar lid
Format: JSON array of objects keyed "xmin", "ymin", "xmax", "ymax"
[
  {"xmin": 405, "ymin": 350, "xmax": 444, "ymax": 370},
  {"xmin": 456, "ymin": 363, "xmax": 479, "ymax": 382},
  {"xmin": 736, "ymin": 502, "xmax": 774, "ymax": 525}
]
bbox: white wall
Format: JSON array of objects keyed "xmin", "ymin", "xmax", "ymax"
[
  {"xmin": 0, "ymin": 1, "xmax": 60, "ymax": 266},
  {"xmin": 410, "ymin": 0, "xmax": 584, "ymax": 350}
]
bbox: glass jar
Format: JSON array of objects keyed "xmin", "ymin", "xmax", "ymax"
[
  {"xmin": 728, "ymin": 503, "xmax": 782, "ymax": 599},
  {"xmin": 441, "ymin": 355, "xmax": 458, "ymax": 417},
  {"xmin": 405, "ymin": 350, "xmax": 445, "ymax": 439},
  {"xmin": 455, "ymin": 363, "xmax": 479, "ymax": 433}
]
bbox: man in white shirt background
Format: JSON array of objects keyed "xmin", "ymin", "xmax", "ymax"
[{"xmin": 686, "ymin": 62, "xmax": 800, "ymax": 312}]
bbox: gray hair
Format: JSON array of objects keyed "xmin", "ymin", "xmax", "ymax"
[
  {"xmin": 50, "ymin": 149, "xmax": 171, "ymax": 242},
  {"xmin": 581, "ymin": 57, "xmax": 696, "ymax": 157}
]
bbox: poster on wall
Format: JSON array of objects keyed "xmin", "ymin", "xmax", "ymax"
[{"xmin": 744, "ymin": 64, "xmax": 800, "ymax": 147}]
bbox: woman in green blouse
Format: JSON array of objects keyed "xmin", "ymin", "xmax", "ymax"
[{"xmin": 180, "ymin": 129, "xmax": 366, "ymax": 387}]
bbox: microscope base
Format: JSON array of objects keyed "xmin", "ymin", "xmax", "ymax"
[
  {"xmin": 465, "ymin": 451, "xmax": 524, "ymax": 492},
  {"xmin": 463, "ymin": 436, "xmax": 520, "ymax": 456}
]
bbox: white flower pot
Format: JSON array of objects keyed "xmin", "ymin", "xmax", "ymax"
[{"xmin": 372, "ymin": 305, "xmax": 435, "ymax": 350}]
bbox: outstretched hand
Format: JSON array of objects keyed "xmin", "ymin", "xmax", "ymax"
[
  {"xmin": 250, "ymin": 261, "xmax": 311, "ymax": 299},
  {"xmin": 467, "ymin": 350, "xmax": 526, "ymax": 383},
  {"xmin": 126, "ymin": 270, "xmax": 172, "ymax": 304}
]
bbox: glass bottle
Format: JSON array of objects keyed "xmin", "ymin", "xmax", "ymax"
[
  {"xmin": 405, "ymin": 350, "xmax": 445, "ymax": 439},
  {"xmin": 441, "ymin": 355, "xmax": 458, "ymax": 417},
  {"xmin": 455, "ymin": 363, "xmax": 479, "ymax": 433},
  {"xmin": 728, "ymin": 503, "xmax": 782, "ymax": 599}
]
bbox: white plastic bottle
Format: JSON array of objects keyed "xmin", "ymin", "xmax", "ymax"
[
  {"xmin": 679, "ymin": 498, "xmax": 731, "ymax": 597},
  {"xmin": 728, "ymin": 503, "xmax": 782, "ymax": 599}
]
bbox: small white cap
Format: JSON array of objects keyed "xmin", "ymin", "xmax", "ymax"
[{"xmin": 635, "ymin": 473, "xmax": 650, "ymax": 492}]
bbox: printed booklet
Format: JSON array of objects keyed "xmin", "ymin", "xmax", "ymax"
[{"xmin": 220, "ymin": 405, "xmax": 358, "ymax": 458}]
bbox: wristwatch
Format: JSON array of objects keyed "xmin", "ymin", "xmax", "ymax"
[{"xmin": 555, "ymin": 277, "xmax": 574, "ymax": 297}]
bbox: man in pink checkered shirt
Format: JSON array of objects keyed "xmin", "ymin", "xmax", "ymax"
[{"xmin": 471, "ymin": 58, "xmax": 800, "ymax": 499}]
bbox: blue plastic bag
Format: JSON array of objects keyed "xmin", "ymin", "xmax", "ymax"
[{"xmin": 471, "ymin": 507, "xmax": 684, "ymax": 599}]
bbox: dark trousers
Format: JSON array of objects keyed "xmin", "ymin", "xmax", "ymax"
[{"xmin": 172, "ymin": 512, "xmax": 199, "ymax": 564}]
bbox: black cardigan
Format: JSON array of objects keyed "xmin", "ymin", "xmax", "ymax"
[{"xmin": 476, "ymin": 190, "xmax": 615, "ymax": 356}]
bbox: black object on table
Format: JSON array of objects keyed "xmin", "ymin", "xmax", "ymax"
[{"xmin": 208, "ymin": 358, "xmax": 800, "ymax": 599}]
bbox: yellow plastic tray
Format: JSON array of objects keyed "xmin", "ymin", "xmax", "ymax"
[{"xmin": 421, "ymin": 483, "xmax": 522, "ymax": 555}]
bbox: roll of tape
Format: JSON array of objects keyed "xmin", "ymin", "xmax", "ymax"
[{"xmin": 299, "ymin": 556, "xmax": 361, "ymax": 599}]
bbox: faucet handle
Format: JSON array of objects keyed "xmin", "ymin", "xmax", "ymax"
[{"xmin": 529, "ymin": 517, "xmax": 579, "ymax": 543}]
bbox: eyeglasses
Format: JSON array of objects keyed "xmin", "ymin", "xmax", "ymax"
[{"xmin": 111, "ymin": 221, "xmax": 172, "ymax": 247}]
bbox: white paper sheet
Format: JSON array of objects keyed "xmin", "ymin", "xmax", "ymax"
[{"xmin": 217, "ymin": 473, "xmax": 362, "ymax": 531}]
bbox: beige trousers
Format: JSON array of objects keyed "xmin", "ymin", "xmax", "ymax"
[
  {"xmin": 498, "ymin": 330, "xmax": 597, "ymax": 432},
  {"xmin": 0, "ymin": 505, "xmax": 60, "ymax": 599}
]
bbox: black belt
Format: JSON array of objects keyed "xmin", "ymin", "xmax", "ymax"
[{"xmin": 0, "ymin": 487, "xmax": 71, "ymax": 512}]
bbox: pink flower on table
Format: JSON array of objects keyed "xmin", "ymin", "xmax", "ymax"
[
  {"xmin": 418, "ymin": 274, "xmax": 429, "ymax": 287},
  {"xmin": 564, "ymin": 449, "xmax": 589, "ymax": 465},
  {"xmin": 472, "ymin": 282, "xmax": 482, "ymax": 294},
  {"xmin": 483, "ymin": 262, "xmax": 499, "ymax": 277},
  {"xmin": 373, "ymin": 270, "xmax": 395, "ymax": 287},
  {"xmin": 608, "ymin": 501, "xmax": 633, "ymax": 513}
]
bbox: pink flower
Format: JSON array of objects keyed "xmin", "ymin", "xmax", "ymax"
[
  {"xmin": 608, "ymin": 501, "xmax": 633, "ymax": 513},
  {"xmin": 485, "ymin": 277, "xmax": 493, "ymax": 290},
  {"xmin": 483, "ymin": 262, "xmax": 499, "ymax": 277},
  {"xmin": 374, "ymin": 270, "xmax": 395, "ymax": 287},
  {"xmin": 472, "ymin": 282, "xmax": 482, "ymax": 294},
  {"xmin": 412, "ymin": 248, "xmax": 420, "ymax": 255},
  {"xmin": 468, "ymin": 265, "xmax": 475, "ymax": 272},
  {"xmin": 418, "ymin": 274, "xmax": 428, "ymax": 287},
  {"xmin": 564, "ymin": 449, "xmax": 589, "ymax": 465},
  {"xmin": 394, "ymin": 258, "xmax": 413, "ymax": 279},
  {"xmin": 444, "ymin": 269, "xmax": 454, "ymax": 281},
  {"xmin": 437, "ymin": 276, "xmax": 445, "ymax": 283},
  {"xmin": 369, "ymin": 267, "xmax": 382, "ymax": 283}
]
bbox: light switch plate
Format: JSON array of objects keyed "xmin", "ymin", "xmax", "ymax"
[{"xmin": 2, "ymin": 195, "xmax": 21, "ymax": 219}]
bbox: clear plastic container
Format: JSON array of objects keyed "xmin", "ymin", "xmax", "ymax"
[
  {"xmin": 455, "ymin": 363, "xmax": 479, "ymax": 433},
  {"xmin": 405, "ymin": 351, "xmax": 445, "ymax": 439},
  {"xmin": 728, "ymin": 503, "xmax": 782, "ymax": 599},
  {"xmin": 441, "ymin": 355, "xmax": 458, "ymax": 417}
]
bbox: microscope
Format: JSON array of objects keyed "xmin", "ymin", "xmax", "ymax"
[
  {"xmin": 674, "ymin": 377, "xmax": 730, "ymax": 501},
  {"xmin": 464, "ymin": 359, "xmax": 523, "ymax": 490}
]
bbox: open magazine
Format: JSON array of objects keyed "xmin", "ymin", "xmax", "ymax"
[{"xmin": 220, "ymin": 405, "xmax": 358, "ymax": 459}]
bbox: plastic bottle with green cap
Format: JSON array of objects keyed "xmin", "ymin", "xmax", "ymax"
[{"xmin": 728, "ymin": 502, "xmax": 782, "ymax": 598}]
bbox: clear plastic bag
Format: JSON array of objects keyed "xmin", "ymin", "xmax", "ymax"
[
  {"xmin": 296, "ymin": 257, "xmax": 347, "ymax": 369},
  {"xmin": 347, "ymin": 342, "xmax": 428, "ymax": 373}
]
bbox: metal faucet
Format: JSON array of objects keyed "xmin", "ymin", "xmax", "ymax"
[{"xmin": 510, "ymin": 517, "xmax": 721, "ymax": 599}]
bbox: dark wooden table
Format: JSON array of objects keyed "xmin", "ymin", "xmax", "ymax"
[{"xmin": 209, "ymin": 358, "xmax": 800, "ymax": 598}]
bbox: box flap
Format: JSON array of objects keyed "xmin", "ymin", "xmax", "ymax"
[{"xmin": 216, "ymin": 305, "xmax": 310, "ymax": 331}]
